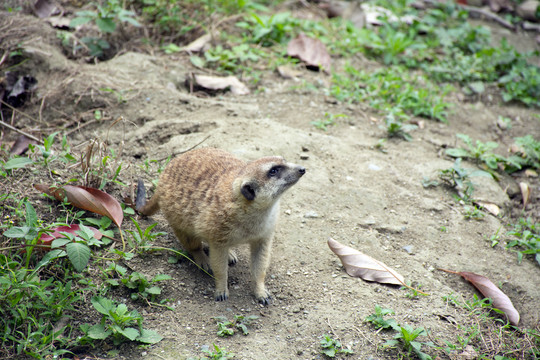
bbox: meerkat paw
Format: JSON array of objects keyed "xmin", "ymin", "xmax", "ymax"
[
  {"xmin": 190, "ymin": 250, "xmax": 211, "ymax": 272},
  {"xmin": 228, "ymin": 250, "xmax": 238, "ymax": 266},
  {"xmin": 215, "ymin": 289, "xmax": 229, "ymax": 302},
  {"xmin": 255, "ymin": 288, "xmax": 272, "ymax": 306}
]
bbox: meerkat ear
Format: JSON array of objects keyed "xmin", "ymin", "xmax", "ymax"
[{"xmin": 241, "ymin": 182, "xmax": 257, "ymax": 201}]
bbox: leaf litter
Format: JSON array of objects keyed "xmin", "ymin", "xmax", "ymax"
[{"xmin": 439, "ymin": 268, "xmax": 520, "ymax": 325}]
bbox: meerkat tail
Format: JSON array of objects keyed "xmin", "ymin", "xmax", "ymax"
[{"xmin": 136, "ymin": 178, "xmax": 160, "ymax": 215}]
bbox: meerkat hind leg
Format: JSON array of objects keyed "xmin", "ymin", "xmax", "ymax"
[
  {"xmin": 172, "ymin": 228, "xmax": 210, "ymax": 271},
  {"xmin": 209, "ymin": 245, "xmax": 231, "ymax": 301}
]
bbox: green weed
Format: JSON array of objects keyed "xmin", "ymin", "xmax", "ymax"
[
  {"xmin": 438, "ymin": 158, "xmax": 492, "ymax": 202},
  {"xmin": 70, "ymin": 0, "xmax": 140, "ymax": 58},
  {"xmin": 320, "ymin": 334, "xmax": 353, "ymax": 358},
  {"xmin": 445, "ymin": 134, "xmax": 502, "ymax": 170},
  {"xmin": 505, "ymin": 217, "xmax": 539, "ymax": 265},
  {"xmin": 126, "ymin": 217, "xmax": 166, "ymax": 254},
  {"xmin": 364, "ymin": 305, "xmax": 398, "ymax": 330},
  {"xmin": 311, "ymin": 112, "xmax": 347, "ymax": 131},
  {"xmin": 83, "ymin": 296, "xmax": 162, "ymax": 345},
  {"xmin": 214, "ymin": 314, "xmax": 258, "ymax": 337},
  {"xmin": 383, "ymin": 324, "xmax": 434, "ymax": 360}
]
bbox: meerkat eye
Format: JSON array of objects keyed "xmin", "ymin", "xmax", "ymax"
[{"xmin": 268, "ymin": 166, "xmax": 281, "ymax": 177}]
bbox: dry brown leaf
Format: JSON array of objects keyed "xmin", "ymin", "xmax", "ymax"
[
  {"xmin": 34, "ymin": 184, "xmax": 123, "ymax": 228},
  {"xmin": 519, "ymin": 182, "xmax": 531, "ymax": 208},
  {"xmin": 277, "ymin": 65, "xmax": 302, "ymax": 80},
  {"xmin": 440, "ymin": 269, "xmax": 520, "ymax": 325},
  {"xmin": 9, "ymin": 135, "xmax": 35, "ymax": 155},
  {"xmin": 181, "ymin": 32, "xmax": 214, "ymax": 53},
  {"xmin": 474, "ymin": 201, "xmax": 500, "ymax": 216},
  {"xmin": 193, "ymin": 74, "xmax": 250, "ymax": 95},
  {"xmin": 327, "ymin": 238, "xmax": 405, "ymax": 285},
  {"xmin": 287, "ymin": 33, "xmax": 331, "ymax": 73},
  {"xmin": 525, "ymin": 169, "xmax": 538, "ymax": 178}
]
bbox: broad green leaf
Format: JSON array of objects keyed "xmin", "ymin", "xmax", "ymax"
[
  {"xmin": 190, "ymin": 56, "xmax": 205, "ymax": 68},
  {"xmin": 92, "ymin": 296, "xmax": 113, "ymax": 315},
  {"xmin": 51, "ymin": 238, "xmax": 72, "ymax": 248},
  {"xmin": 25, "ymin": 202, "xmax": 38, "ymax": 227},
  {"xmin": 4, "ymin": 157, "xmax": 33, "ymax": 170},
  {"xmin": 118, "ymin": 327, "xmax": 139, "ymax": 341},
  {"xmin": 88, "ymin": 323, "xmax": 111, "ymax": 339},
  {"xmin": 36, "ymin": 249, "xmax": 66, "ymax": 270},
  {"xmin": 3, "ymin": 226, "xmax": 30, "ymax": 238},
  {"xmin": 96, "ymin": 17, "xmax": 116, "ymax": 33},
  {"xmin": 70, "ymin": 16, "xmax": 92, "ymax": 28},
  {"xmin": 152, "ymin": 274, "xmax": 172, "ymax": 282},
  {"xmin": 146, "ymin": 286, "xmax": 161, "ymax": 295},
  {"xmin": 137, "ymin": 328, "xmax": 163, "ymax": 344},
  {"xmin": 66, "ymin": 242, "xmax": 91, "ymax": 272},
  {"xmin": 445, "ymin": 148, "xmax": 470, "ymax": 158}
]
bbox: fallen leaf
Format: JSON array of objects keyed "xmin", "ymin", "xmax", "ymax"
[
  {"xmin": 38, "ymin": 224, "xmax": 102, "ymax": 249},
  {"xmin": 327, "ymin": 238, "xmax": 405, "ymax": 285},
  {"xmin": 474, "ymin": 201, "xmax": 500, "ymax": 216},
  {"xmin": 34, "ymin": 184, "xmax": 123, "ymax": 228},
  {"xmin": 192, "ymin": 74, "xmax": 250, "ymax": 95},
  {"xmin": 287, "ymin": 33, "xmax": 331, "ymax": 73},
  {"xmin": 277, "ymin": 65, "xmax": 302, "ymax": 80},
  {"xmin": 439, "ymin": 269, "xmax": 520, "ymax": 325},
  {"xmin": 33, "ymin": 0, "xmax": 60, "ymax": 18},
  {"xmin": 525, "ymin": 169, "xmax": 538, "ymax": 178},
  {"xmin": 181, "ymin": 32, "xmax": 214, "ymax": 53},
  {"xmin": 9, "ymin": 135, "xmax": 35, "ymax": 155},
  {"xmin": 519, "ymin": 182, "xmax": 531, "ymax": 208}
]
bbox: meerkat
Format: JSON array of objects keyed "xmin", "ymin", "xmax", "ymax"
[{"xmin": 137, "ymin": 147, "xmax": 305, "ymax": 304}]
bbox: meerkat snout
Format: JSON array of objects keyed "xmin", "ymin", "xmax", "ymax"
[{"xmin": 137, "ymin": 148, "xmax": 305, "ymax": 305}]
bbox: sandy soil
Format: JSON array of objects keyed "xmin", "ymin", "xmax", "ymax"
[{"xmin": 2, "ymin": 10, "xmax": 539, "ymax": 360}]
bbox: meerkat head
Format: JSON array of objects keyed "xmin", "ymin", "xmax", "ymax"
[{"xmin": 235, "ymin": 156, "xmax": 305, "ymax": 208}]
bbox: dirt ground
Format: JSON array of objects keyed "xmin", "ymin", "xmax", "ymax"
[{"xmin": 2, "ymin": 8, "xmax": 540, "ymax": 360}]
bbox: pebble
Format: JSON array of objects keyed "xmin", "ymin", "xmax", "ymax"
[
  {"xmin": 402, "ymin": 245, "xmax": 414, "ymax": 254},
  {"xmin": 368, "ymin": 163, "xmax": 381, "ymax": 171},
  {"xmin": 304, "ymin": 211, "xmax": 319, "ymax": 218}
]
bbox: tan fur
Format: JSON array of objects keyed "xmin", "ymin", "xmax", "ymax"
[{"xmin": 139, "ymin": 147, "xmax": 305, "ymax": 304}]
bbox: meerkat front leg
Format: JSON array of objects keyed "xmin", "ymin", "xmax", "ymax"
[
  {"xmin": 250, "ymin": 237, "xmax": 273, "ymax": 305},
  {"xmin": 209, "ymin": 245, "xmax": 231, "ymax": 301}
]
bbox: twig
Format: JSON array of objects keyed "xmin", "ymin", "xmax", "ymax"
[
  {"xmin": 0, "ymin": 99, "xmax": 40, "ymax": 123},
  {"xmin": 0, "ymin": 119, "xmax": 43, "ymax": 144}
]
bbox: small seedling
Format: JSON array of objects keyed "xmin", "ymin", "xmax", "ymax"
[
  {"xmin": 126, "ymin": 217, "xmax": 166, "ymax": 254},
  {"xmin": 383, "ymin": 324, "xmax": 434, "ymax": 360},
  {"xmin": 311, "ymin": 113, "xmax": 347, "ymax": 131},
  {"xmin": 463, "ymin": 205, "xmax": 485, "ymax": 221},
  {"xmin": 320, "ymin": 334, "xmax": 353, "ymax": 358},
  {"xmin": 401, "ymin": 281, "xmax": 428, "ymax": 299},
  {"xmin": 505, "ymin": 217, "xmax": 539, "ymax": 265},
  {"xmin": 365, "ymin": 305, "xmax": 398, "ymax": 330},
  {"xmin": 214, "ymin": 315, "xmax": 259, "ymax": 337},
  {"xmin": 200, "ymin": 343, "xmax": 235, "ymax": 360},
  {"xmin": 438, "ymin": 158, "xmax": 491, "ymax": 202}
]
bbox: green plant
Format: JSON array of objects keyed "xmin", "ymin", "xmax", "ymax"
[
  {"xmin": 401, "ymin": 281, "xmax": 428, "ymax": 298},
  {"xmin": 0, "ymin": 254, "xmax": 85, "ymax": 358},
  {"xmin": 438, "ymin": 158, "xmax": 492, "ymax": 202},
  {"xmin": 311, "ymin": 112, "xmax": 347, "ymax": 131},
  {"xmin": 84, "ymin": 296, "xmax": 162, "ymax": 345},
  {"xmin": 126, "ymin": 217, "xmax": 166, "ymax": 254},
  {"xmin": 383, "ymin": 324, "xmax": 434, "ymax": 360},
  {"xmin": 238, "ymin": 12, "xmax": 299, "ymax": 46},
  {"xmin": 200, "ymin": 43, "xmax": 261, "ymax": 74},
  {"xmin": 214, "ymin": 314, "xmax": 259, "ymax": 337},
  {"xmin": 383, "ymin": 112, "xmax": 417, "ymax": 141},
  {"xmin": 365, "ymin": 305, "xmax": 398, "ymax": 330},
  {"xmin": 320, "ymin": 334, "xmax": 353, "ymax": 358},
  {"xmin": 507, "ymin": 135, "xmax": 540, "ymax": 171},
  {"xmin": 70, "ymin": 0, "xmax": 140, "ymax": 58},
  {"xmin": 445, "ymin": 134, "xmax": 502, "ymax": 170},
  {"xmin": 463, "ymin": 205, "xmax": 485, "ymax": 221},
  {"xmin": 506, "ymin": 217, "xmax": 539, "ymax": 265},
  {"xmin": 200, "ymin": 343, "xmax": 235, "ymax": 360}
]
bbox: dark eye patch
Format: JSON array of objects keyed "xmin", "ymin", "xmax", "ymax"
[{"xmin": 268, "ymin": 166, "xmax": 281, "ymax": 177}]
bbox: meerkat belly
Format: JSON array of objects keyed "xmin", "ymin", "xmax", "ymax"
[{"xmin": 226, "ymin": 202, "xmax": 280, "ymax": 246}]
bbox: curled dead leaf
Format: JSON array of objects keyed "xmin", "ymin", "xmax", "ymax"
[
  {"xmin": 440, "ymin": 269, "xmax": 520, "ymax": 325},
  {"xmin": 191, "ymin": 74, "xmax": 250, "ymax": 95},
  {"xmin": 327, "ymin": 238, "xmax": 405, "ymax": 285},
  {"xmin": 519, "ymin": 182, "xmax": 531, "ymax": 208},
  {"xmin": 474, "ymin": 201, "xmax": 500, "ymax": 216},
  {"xmin": 34, "ymin": 184, "xmax": 123, "ymax": 228},
  {"xmin": 287, "ymin": 33, "xmax": 331, "ymax": 73}
]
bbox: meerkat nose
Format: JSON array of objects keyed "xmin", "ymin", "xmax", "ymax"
[{"xmin": 298, "ymin": 167, "xmax": 306, "ymax": 175}]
